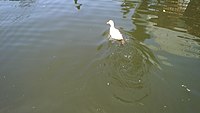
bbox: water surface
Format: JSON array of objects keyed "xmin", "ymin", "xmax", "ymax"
[{"xmin": 0, "ymin": 0, "xmax": 200, "ymax": 113}]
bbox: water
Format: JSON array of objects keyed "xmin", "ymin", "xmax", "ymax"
[{"xmin": 0, "ymin": 0, "xmax": 200, "ymax": 113}]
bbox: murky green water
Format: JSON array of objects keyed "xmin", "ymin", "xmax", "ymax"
[{"xmin": 0, "ymin": 0, "xmax": 200, "ymax": 113}]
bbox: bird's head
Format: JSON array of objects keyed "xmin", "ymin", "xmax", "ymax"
[{"xmin": 106, "ymin": 20, "xmax": 114, "ymax": 27}]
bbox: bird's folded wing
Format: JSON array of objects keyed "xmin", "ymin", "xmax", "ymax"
[{"xmin": 110, "ymin": 29, "xmax": 123, "ymax": 40}]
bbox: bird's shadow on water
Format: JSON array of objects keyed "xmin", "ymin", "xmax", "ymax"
[{"xmin": 79, "ymin": 29, "xmax": 161, "ymax": 104}]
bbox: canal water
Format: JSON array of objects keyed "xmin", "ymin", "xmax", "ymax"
[{"xmin": 0, "ymin": 0, "xmax": 200, "ymax": 113}]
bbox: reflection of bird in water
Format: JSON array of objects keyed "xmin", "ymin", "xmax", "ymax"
[
  {"xmin": 74, "ymin": 0, "xmax": 82, "ymax": 10},
  {"xmin": 107, "ymin": 20, "xmax": 125, "ymax": 45}
]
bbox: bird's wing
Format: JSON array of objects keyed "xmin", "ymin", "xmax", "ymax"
[{"xmin": 110, "ymin": 28, "xmax": 123, "ymax": 40}]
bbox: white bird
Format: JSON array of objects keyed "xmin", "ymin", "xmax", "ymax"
[{"xmin": 106, "ymin": 20, "xmax": 125, "ymax": 44}]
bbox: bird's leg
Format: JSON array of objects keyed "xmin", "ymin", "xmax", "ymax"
[{"xmin": 120, "ymin": 39, "xmax": 125, "ymax": 45}]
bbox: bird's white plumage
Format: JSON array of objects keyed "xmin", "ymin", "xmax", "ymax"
[{"xmin": 107, "ymin": 20, "xmax": 124, "ymax": 40}]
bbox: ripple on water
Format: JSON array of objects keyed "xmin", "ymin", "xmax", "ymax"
[
  {"xmin": 83, "ymin": 37, "xmax": 160, "ymax": 104},
  {"xmin": 146, "ymin": 26, "xmax": 200, "ymax": 59},
  {"xmin": 1, "ymin": 0, "xmax": 200, "ymax": 112}
]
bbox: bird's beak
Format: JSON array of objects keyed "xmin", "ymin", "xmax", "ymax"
[{"xmin": 106, "ymin": 21, "xmax": 109, "ymax": 24}]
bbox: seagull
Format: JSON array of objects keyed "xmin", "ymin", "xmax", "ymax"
[{"xmin": 106, "ymin": 20, "xmax": 125, "ymax": 44}]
